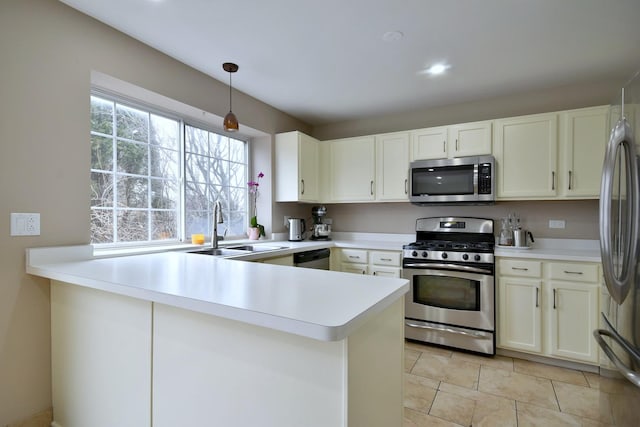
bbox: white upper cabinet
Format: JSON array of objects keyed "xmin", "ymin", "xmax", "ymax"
[
  {"xmin": 410, "ymin": 126, "xmax": 448, "ymax": 160},
  {"xmin": 493, "ymin": 112, "xmax": 559, "ymax": 199},
  {"xmin": 410, "ymin": 121, "xmax": 491, "ymax": 160},
  {"xmin": 558, "ymin": 106, "xmax": 609, "ymax": 198},
  {"xmin": 275, "ymin": 131, "xmax": 319, "ymax": 202},
  {"xmin": 447, "ymin": 121, "xmax": 493, "ymax": 157},
  {"xmin": 375, "ymin": 132, "xmax": 410, "ymax": 201},
  {"xmin": 329, "ymin": 136, "xmax": 376, "ymax": 202}
]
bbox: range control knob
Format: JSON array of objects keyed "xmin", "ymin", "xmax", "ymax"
[
  {"xmin": 462, "ymin": 254, "xmax": 469, "ymax": 261},
  {"xmin": 441, "ymin": 252, "xmax": 448, "ymax": 259},
  {"xmin": 411, "ymin": 251, "xmax": 418, "ymax": 257},
  {"xmin": 474, "ymin": 255, "xmax": 481, "ymax": 261},
  {"xmin": 422, "ymin": 251, "xmax": 428, "ymax": 258}
]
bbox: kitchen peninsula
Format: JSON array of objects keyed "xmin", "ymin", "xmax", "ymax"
[{"xmin": 27, "ymin": 245, "xmax": 408, "ymax": 427}]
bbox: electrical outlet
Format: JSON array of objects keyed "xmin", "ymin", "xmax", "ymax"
[
  {"xmin": 11, "ymin": 213, "xmax": 41, "ymax": 236},
  {"xmin": 549, "ymin": 219, "xmax": 566, "ymax": 229},
  {"xmin": 284, "ymin": 215, "xmax": 291, "ymax": 227}
]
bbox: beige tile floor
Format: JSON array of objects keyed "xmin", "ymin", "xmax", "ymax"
[{"xmin": 403, "ymin": 340, "xmax": 607, "ymax": 427}]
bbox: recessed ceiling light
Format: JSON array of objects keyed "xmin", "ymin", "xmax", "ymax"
[
  {"xmin": 382, "ymin": 31, "xmax": 404, "ymax": 42},
  {"xmin": 422, "ymin": 63, "xmax": 451, "ymax": 76}
]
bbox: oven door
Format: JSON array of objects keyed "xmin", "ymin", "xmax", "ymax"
[{"xmin": 403, "ymin": 266, "xmax": 494, "ymax": 331}]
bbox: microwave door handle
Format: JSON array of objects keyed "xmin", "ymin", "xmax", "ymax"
[
  {"xmin": 599, "ymin": 118, "xmax": 639, "ymax": 305},
  {"xmin": 594, "ymin": 329, "xmax": 640, "ymax": 388}
]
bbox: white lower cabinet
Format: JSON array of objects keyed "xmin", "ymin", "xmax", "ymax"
[
  {"xmin": 338, "ymin": 249, "xmax": 401, "ymax": 278},
  {"xmin": 497, "ymin": 258, "xmax": 600, "ymax": 364}
]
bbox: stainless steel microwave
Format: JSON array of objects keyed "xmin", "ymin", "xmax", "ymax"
[{"xmin": 409, "ymin": 155, "xmax": 495, "ymax": 205}]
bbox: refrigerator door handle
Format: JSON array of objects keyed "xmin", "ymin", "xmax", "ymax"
[
  {"xmin": 600, "ymin": 118, "xmax": 639, "ymax": 305},
  {"xmin": 594, "ymin": 328, "xmax": 640, "ymax": 388}
]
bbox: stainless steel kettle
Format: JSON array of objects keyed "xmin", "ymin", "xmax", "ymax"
[{"xmin": 287, "ymin": 218, "xmax": 306, "ymax": 241}]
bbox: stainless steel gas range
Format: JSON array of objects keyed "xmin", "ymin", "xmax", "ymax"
[{"xmin": 403, "ymin": 217, "xmax": 495, "ymax": 355}]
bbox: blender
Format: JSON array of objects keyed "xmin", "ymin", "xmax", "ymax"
[{"xmin": 311, "ymin": 206, "xmax": 331, "ymax": 240}]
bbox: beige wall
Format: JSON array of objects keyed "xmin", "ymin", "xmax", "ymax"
[
  {"xmin": 322, "ymin": 200, "xmax": 599, "ymax": 240},
  {"xmin": 0, "ymin": 0, "xmax": 309, "ymax": 424},
  {"xmin": 311, "ymin": 77, "xmax": 623, "ymax": 140}
]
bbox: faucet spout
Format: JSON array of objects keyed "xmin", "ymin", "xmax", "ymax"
[{"xmin": 212, "ymin": 200, "xmax": 224, "ymax": 249}]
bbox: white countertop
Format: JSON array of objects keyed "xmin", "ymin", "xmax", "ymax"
[
  {"xmin": 494, "ymin": 238, "xmax": 601, "ymax": 262},
  {"xmin": 25, "ymin": 234, "xmax": 600, "ymax": 342},
  {"xmin": 26, "ymin": 242, "xmax": 408, "ymax": 342}
]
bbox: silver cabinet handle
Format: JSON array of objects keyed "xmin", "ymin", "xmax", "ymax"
[
  {"xmin": 512, "ymin": 267, "xmax": 529, "ymax": 271},
  {"xmin": 301, "ymin": 179, "xmax": 305, "ymax": 195},
  {"xmin": 568, "ymin": 170, "xmax": 572, "ymax": 190},
  {"xmin": 348, "ymin": 255, "xmax": 360, "ymax": 260},
  {"xmin": 404, "ymin": 178, "xmax": 408, "ymax": 194},
  {"xmin": 563, "ymin": 270, "xmax": 583, "ymax": 275},
  {"xmin": 370, "ymin": 180, "xmax": 374, "ymax": 195},
  {"xmin": 535, "ymin": 288, "xmax": 539, "ymax": 308},
  {"xmin": 553, "ymin": 288, "xmax": 557, "ymax": 309},
  {"xmin": 552, "ymin": 171, "xmax": 556, "ymax": 190},
  {"xmin": 456, "ymin": 138, "xmax": 459, "ymax": 151},
  {"xmin": 443, "ymin": 140, "xmax": 446, "ymax": 153},
  {"xmin": 381, "ymin": 258, "xmax": 392, "ymax": 262}
]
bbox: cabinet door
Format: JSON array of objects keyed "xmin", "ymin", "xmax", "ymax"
[
  {"xmin": 448, "ymin": 121, "xmax": 492, "ymax": 157},
  {"xmin": 559, "ymin": 106, "xmax": 609, "ymax": 198},
  {"xmin": 342, "ymin": 263, "xmax": 368, "ymax": 275},
  {"xmin": 498, "ymin": 277, "xmax": 542, "ymax": 353},
  {"xmin": 547, "ymin": 281, "xmax": 599, "ymax": 363},
  {"xmin": 370, "ymin": 266, "xmax": 401, "ymax": 278},
  {"xmin": 275, "ymin": 131, "xmax": 319, "ymax": 202},
  {"xmin": 329, "ymin": 137, "xmax": 375, "ymax": 201},
  {"xmin": 494, "ymin": 113, "xmax": 558, "ymax": 198},
  {"xmin": 376, "ymin": 132, "xmax": 410, "ymax": 201},
  {"xmin": 299, "ymin": 133, "xmax": 319, "ymax": 201},
  {"xmin": 410, "ymin": 127, "xmax": 448, "ymax": 160}
]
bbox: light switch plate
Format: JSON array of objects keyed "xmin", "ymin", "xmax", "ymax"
[
  {"xmin": 549, "ymin": 219, "xmax": 566, "ymax": 229},
  {"xmin": 11, "ymin": 213, "xmax": 40, "ymax": 236}
]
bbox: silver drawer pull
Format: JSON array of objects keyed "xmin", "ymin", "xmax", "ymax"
[
  {"xmin": 380, "ymin": 258, "xmax": 392, "ymax": 262},
  {"xmin": 348, "ymin": 255, "xmax": 360, "ymax": 260},
  {"xmin": 512, "ymin": 267, "xmax": 529, "ymax": 271},
  {"xmin": 563, "ymin": 270, "xmax": 583, "ymax": 275}
]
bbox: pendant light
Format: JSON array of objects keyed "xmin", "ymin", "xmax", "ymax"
[{"xmin": 223, "ymin": 62, "xmax": 239, "ymax": 132}]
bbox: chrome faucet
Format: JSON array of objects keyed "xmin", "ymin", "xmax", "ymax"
[{"xmin": 212, "ymin": 200, "xmax": 224, "ymax": 249}]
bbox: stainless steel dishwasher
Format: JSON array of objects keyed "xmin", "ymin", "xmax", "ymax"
[{"xmin": 293, "ymin": 248, "xmax": 330, "ymax": 270}]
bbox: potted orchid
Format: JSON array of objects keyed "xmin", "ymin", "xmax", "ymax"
[{"xmin": 248, "ymin": 172, "xmax": 265, "ymax": 239}]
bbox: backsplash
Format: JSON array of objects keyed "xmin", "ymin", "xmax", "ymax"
[{"xmin": 321, "ymin": 199, "xmax": 598, "ymax": 240}]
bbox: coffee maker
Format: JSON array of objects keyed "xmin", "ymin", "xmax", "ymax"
[{"xmin": 311, "ymin": 206, "xmax": 331, "ymax": 240}]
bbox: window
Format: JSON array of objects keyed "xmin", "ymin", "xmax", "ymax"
[{"xmin": 90, "ymin": 94, "xmax": 248, "ymax": 245}]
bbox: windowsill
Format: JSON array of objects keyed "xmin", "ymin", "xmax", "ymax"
[{"xmin": 93, "ymin": 237, "xmax": 276, "ymax": 258}]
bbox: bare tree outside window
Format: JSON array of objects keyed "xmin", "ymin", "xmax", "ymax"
[{"xmin": 90, "ymin": 94, "xmax": 248, "ymax": 245}]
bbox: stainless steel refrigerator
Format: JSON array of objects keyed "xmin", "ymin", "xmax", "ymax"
[{"xmin": 595, "ymin": 70, "xmax": 640, "ymax": 425}]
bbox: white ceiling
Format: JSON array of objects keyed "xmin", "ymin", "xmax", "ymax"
[{"xmin": 61, "ymin": 0, "xmax": 640, "ymax": 126}]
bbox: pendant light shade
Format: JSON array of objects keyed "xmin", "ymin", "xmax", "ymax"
[{"xmin": 223, "ymin": 62, "xmax": 239, "ymax": 132}]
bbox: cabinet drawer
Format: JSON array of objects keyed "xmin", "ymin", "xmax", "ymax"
[
  {"xmin": 340, "ymin": 249, "xmax": 368, "ymax": 264},
  {"xmin": 370, "ymin": 251, "xmax": 401, "ymax": 267},
  {"xmin": 547, "ymin": 262, "xmax": 599, "ymax": 283},
  {"xmin": 498, "ymin": 259, "xmax": 542, "ymax": 278}
]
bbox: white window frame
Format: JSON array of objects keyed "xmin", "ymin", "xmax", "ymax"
[{"xmin": 90, "ymin": 90, "xmax": 250, "ymax": 248}]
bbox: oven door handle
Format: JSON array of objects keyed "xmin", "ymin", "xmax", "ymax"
[
  {"xmin": 403, "ymin": 263, "xmax": 493, "ymax": 275},
  {"xmin": 405, "ymin": 320, "xmax": 492, "ymax": 339}
]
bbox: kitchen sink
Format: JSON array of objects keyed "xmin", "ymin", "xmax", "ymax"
[
  {"xmin": 188, "ymin": 248, "xmax": 249, "ymax": 256},
  {"xmin": 228, "ymin": 245, "xmax": 287, "ymax": 252},
  {"xmin": 188, "ymin": 245, "xmax": 287, "ymax": 256}
]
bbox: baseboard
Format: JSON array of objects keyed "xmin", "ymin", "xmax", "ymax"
[
  {"xmin": 497, "ymin": 348, "xmax": 599, "ymax": 373},
  {"xmin": 6, "ymin": 408, "xmax": 53, "ymax": 427}
]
